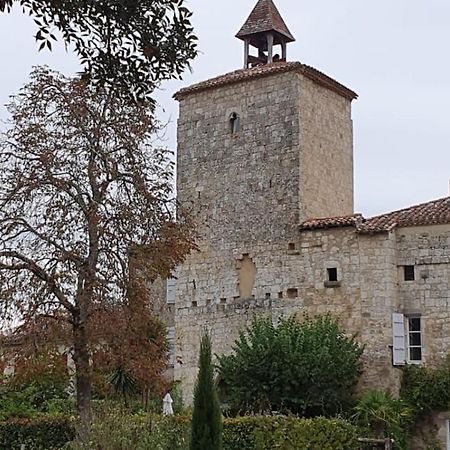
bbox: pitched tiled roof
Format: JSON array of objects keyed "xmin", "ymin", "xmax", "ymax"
[
  {"xmin": 360, "ymin": 196, "xmax": 450, "ymax": 233},
  {"xmin": 236, "ymin": 0, "xmax": 295, "ymax": 42},
  {"xmin": 299, "ymin": 214, "xmax": 364, "ymax": 231},
  {"xmin": 299, "ymin": 197, "xmax": 450, "ymax": 233},
  {"xmin": 174, "ymin": 61, "xmax": 358, "ymax": 101}
]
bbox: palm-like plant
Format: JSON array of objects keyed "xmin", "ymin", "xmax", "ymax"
[
  {"xmin": 354, "ymin": 390, "xmax": 412, "ymax": 448},
  {"xmin": 108, "ymin": 367, "xmax": 138, "ymax": 408}
]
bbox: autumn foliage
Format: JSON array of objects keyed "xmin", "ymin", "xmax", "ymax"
[{"xmin": 0, "ymin": 67, "xmax": 197, "ymax": 440}]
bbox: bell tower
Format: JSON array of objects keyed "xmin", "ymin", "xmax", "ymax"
[
  {"xmin": 236, "ymin": 0, "xmax": 295, "ymax": 68},
  {"xmin": 173, "ymin": 0, "xmax": 357, "ymax": 401}
]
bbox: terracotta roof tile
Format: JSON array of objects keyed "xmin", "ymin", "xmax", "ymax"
[
  {"xmin": 299, "ymin": 214, "xmax": 364, "ymax": 231},
  {"xmin": 236, "ymin": 0, "xmax": 295, "ymax": 43},
  {"xmin": 360, "ymin": 196, "xmax": 450, "ymax": 233},
  {"xmin": 299, "ymin": 197, "xmax": 450, "ymax": 233},
  {"xmin": 174, "ymin": 61, "xmax": 358, "ymax": 101}
]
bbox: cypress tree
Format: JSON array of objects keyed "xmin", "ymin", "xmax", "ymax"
[{"xmin": 190, "ymin": 331, "xmax": 222, "ymax": 450}]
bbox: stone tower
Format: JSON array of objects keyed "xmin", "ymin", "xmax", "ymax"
[{"xmin": 172, "ymin": 0, "xmax": 358, "ymax": 400}]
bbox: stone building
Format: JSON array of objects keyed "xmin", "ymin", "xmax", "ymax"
[{"xmin": 165, "ymin": 0, "xmax": 450, "ymax": 446}]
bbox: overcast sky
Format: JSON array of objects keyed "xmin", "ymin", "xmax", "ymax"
[{"xmin": 1, "ymin": 0, "xmax": 449, "ymax": 217}]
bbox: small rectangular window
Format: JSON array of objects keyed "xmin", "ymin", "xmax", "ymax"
[
  {"xmin": 327, "ymin": 268, "xmax": 338, "ymax": 282},
  {"xmin": 404, "ymin": 265, "xmax": 415, "ymax": 281},
  {"xmin": 407, "ymin": 316, "xmax": 422, "ymax": 363}
]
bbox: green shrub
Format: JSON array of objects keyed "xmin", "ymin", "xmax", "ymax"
[
  {"xmin": 42, "ymin": 398, "xmax": 75, "ymax": 416},
  {"xmin": 401, "ymin": 363, "xmax": 450, "ymax": 420},
  {"xmin": 66, "ymin": 413, "xmax": 190, "ymax": 450},
  {"xmin": 0, "ymin": 385, "xmax": 39, "ymax": 420},
  {"xmin": 0, "ymin": 416, "xmax": 75, "ymax": 450},
  {"xmin": 0, "ymin": 360, "xmax": 70, "ymax": 421},
  {"xmin": 69, "ymin": 412, "xmax": 360, "ymax": 450},
  {"xmin": 0, "ymin": 412, "xmax": 361, "ymax": 450},
  {"xmin": 218, "ymin": 315, "xmax": 363, "ymax": 416},
  {"xmin": 223, "ymin": 416, "xmax": 360, "ymax": 450}
]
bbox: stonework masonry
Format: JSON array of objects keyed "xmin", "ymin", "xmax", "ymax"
[
  {"xmin": 167, "ymin": 59, "xmax": 450, "ymax": 449},
  {"xmin": 174, "ymin": 66, "xmax": 357, "ymax": 399}
]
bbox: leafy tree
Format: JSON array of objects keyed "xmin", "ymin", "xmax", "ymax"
[
  {"xmin": 0, "ymin": 67, "xmax": 196, "ymax": 442},
  {"xmin": 218, "ymin": 315, "xmax": 363, "ymax": 417},
  {"xmin": 190, "ymin": 332, "xmax": 222, "ymax": 450},
  {"xmin": 0, "ymin": 0, "xmax": 197, "ymax": 102}
]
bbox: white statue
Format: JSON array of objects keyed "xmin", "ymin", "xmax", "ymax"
[{"xmin": 162, "ymin": 392, "xmax": 174, "ymax": 415}]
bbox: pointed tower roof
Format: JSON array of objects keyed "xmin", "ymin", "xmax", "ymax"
[{"xmin": 236, "ymin": 0, "xmax": 295, "ymax": 43}]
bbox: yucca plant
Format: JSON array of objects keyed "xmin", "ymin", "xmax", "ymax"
[
  {"xmin": 108, "ymin": 367, "xmax": 138, "ymax": 408},
  {"xmin": 353, "ymin": 390, "xmax": 412, "ymax": 448}
]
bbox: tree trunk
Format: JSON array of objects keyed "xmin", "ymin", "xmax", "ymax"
[{"xmin": 73, "ymin": 318, "xmax": 93, "ymax": 445}]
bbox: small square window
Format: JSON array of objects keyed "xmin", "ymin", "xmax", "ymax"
[
  {"xmin": 404, "ymin": 265, "xmax": 415, "ymax": 281},
  {"xmin": 327, "ymin": 268, "xmax": 338, "ymax": 282}
]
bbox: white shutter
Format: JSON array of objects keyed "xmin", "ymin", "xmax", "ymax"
[
  {"xmin": 166, "ymin": 278, "xmax": 176, "ymax": 304},
  {"xmin": 392, "ymin": 313, "xmax": 406, "ymax": 366}
]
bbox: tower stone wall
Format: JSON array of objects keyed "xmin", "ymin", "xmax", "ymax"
[
  {"xmin": 177, "ymin": 70, "xmax": 354, "ymax": 253},
  {"xmin": 174, "ymin": 68, "xmax": 356, "ymax": 400},
  {"xmin": 299, "ymin": 75, "xmax": 354, "ymax": 219}
]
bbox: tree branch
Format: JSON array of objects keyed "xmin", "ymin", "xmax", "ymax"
[{"xmin": 0, "ymin": 251, "xmax": 75, "ymax": 313}]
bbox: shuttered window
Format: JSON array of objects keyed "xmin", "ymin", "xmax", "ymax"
[
  {"xmin": 166, "ymin": 278, "xmax": 176, "ymax": 304},
  {"xmin": 392, "ymin": 313, "xmax": 406, "ymax": 366}
]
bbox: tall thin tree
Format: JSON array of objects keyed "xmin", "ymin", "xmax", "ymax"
[{"xmin": 190, "ymin": 331, "xmax": 222, "ymax": 450}]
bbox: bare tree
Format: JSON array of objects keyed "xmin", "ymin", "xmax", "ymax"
[{"xmin": 0, "ymin": 67, "xmax": 196, "ymax": 441}]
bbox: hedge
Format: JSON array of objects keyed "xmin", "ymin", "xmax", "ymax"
[
  {"xmin": 223, "ymin": 416, "xmax": 360, "ymax": 450},
  {"xmin": 0, "ymin": 416, "xmax": 75, "ymax": 450},
  {"xmin": 0, "ymin": 414, "xmax": 361, "ymax": 450}
]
